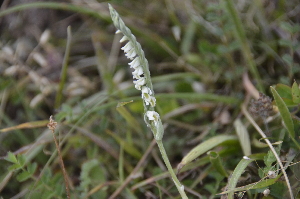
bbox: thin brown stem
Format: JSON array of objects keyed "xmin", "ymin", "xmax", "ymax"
[
  {"xmin": 241, "ymin": 105, "xmax": 294, "ymax": 199},
  {"xmin": 47, "ymin": 116, "xmax": 70, "ymax": 199}
]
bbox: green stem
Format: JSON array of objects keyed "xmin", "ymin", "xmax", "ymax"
[
  {"xmin": 55, "ymin": 26, "xmax": 72, "ymax": 109},
  {"xmin": 156, "ymin": 140, "xmax": 188, "ymax": 199},
  {"xmin": 224, "ymin": 0, "xmax": 263, "ymax": 91},
  {"xmin": 290, "ymin": 136, "xmax": 300, "ymax": 150}
]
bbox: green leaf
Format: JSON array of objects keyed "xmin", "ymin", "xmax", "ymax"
[
  {"xmin": 263, "ymin": 150, "xmax": 276, "ymax": 170},
  {"xmin": 41, "ymin": 191, "xmax": 57, "ymax": 199},
  {"xmin": 41, "ymin": 167, "xmax": 52, "ymax": 184},
  {"xmin": 224, "ymin": 157, "xmax": 254, "ymax": 198},
  {"xmin": 234, "ymin": 119, "xmax": 251, "ymax": 156},
  {"xmin": 16, "ymin": 170, "xmax": 31, "ymax": 182},
  {"xmin": 278, "ymin": 39, "xmax": 293, "ymax": 48},
  {"xmin": 270, "ymin": 182, "xmax": 287, "ymax": 199},
  {"xmin": 271, "ymin": 86, "xmax": 295, "ymax": 138},
  {"xmin": 179, "ymin": 135, "xmax": 237, "ymax": 166},
  {"xmin": 4, "ymin": 151, "xmax": 18, "ymax": 164},
  {"xmin": 17, "ymin": 154, "xmax": 26, "ymax": 167},
  {"xmin": 208, "ymin": 151, "xmax": 228, "ymax": 177},
  {"xmin": 219, "ymin": 155, "xmax": 281, "ymax": 197},
  {"xmin": 274, "ymin": 84, "xmax": 295, "ymax": 106},
  {"xmin": 79, "ymin": 158, "xmax": 107, "ymax": 198},
  {"xmin": 282, "ymin": 54, "xmax": 293, "ymax": 66},
  {"xmin": 292, "ymin": 81, "xmax": 300, "ymax": 103},
  {"xmin": 274, "ymin": 84, "xmax": 292, "ymax": 99},
  {"xmin": 28, "ymin": 162, "xmax": 37, "ymax": 174},
  {"xmin": 8, "ymin": 163, "xmax": 22, "ymax": 171},
  {"xmin": 220, "ymin": 176, "xmax": 280, "ymax": 195},
  {"xmin": 280, "ymin": 22, "xmax": 294, "ymax": 33}
]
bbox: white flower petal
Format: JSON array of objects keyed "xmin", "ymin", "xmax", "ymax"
[
  {"xmin": 141, "ymin": 86, "xmax": 152, "ymax": 95},
  {"xmin": 128, "ymin": 57, "xmax": 140, "ymax": 69},
  {"xmin": 120, "ymin": 35, "xmax": 128, "ymax": 43},
  {"xmin": 121, "ymin": 42, "xmax": 133, "ymax": 53},
  {"xmin": 134, "ymin": 77, "xmax": 146, "ymax": 90},
  {"xmin": 146, "ymin": 111, "xmax": 160, "ymax": 125},
  {"xmin": 132, "ymin": 66, "xmax": 144, "ymax": 79},
  {"xmin": 142, "ymin": 90, "xmax": 150, "ymax": 104},
  {"xmin": 116, "ymin": 30, "xmax": 122, "ymax": 34},
  {"xmin": 125, "ymin": 48, "xmax": 137, "ymax": 59},
  {"xmin": 143, "ymin": 96, "xmax": 156, "ymax": 107},
  {"xmin": 146, "ymin": 111, "xmax": 155, "ymax": 120},
  {"xmin": 148, "ymin": 96, "xmax": 156, "ymax": 107},
  {"xmin": 141, "ymin": 86, "xmax": 155, "ymax": 106}
]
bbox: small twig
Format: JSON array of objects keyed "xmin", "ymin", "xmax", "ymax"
[{"xmin": 47, "ymin": 116, "xmax": 70, "ymax": 199}]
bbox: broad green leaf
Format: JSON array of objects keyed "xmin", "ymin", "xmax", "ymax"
[
  {"xmin": 28, "ymin": 162, "xmax": 37, "ymax": 174},
  {"xmin": 271, "ymin": 86, "xmax": 295, "ymax": 138},
  {"xmin": 179, "ymin": 135, "xmax": 237, "ymax": 166},
  {"xmin": 41, "ymin": 191, "xmax": 57, "ymax": 199},
  {"xmin": 17, "ymin": 154, "xmax": 26, "ymax": 167},
  {"xmin": 41, "ymin": 168, "xmax": 52, "ymax": 184},
  {"xmin": 279, "ymin": 39, "xmax": 293, "ymax": 48},
  {"xmin": 264, "ymin": 150, "xmax": 276, "ymax": 168},
  {"xmin": 274, "ymin": 84, "xmax": 294, "ymax": 106},
  {"xmin": 8, "ymin": 163, "xmax": 22, "ymax": 171},
  {"xmin": 270, "ymin": 182, "xmax": 287, "ymax": 199},
  {"xmin": 280, "ymin": 22, "xmax": 294, "ymax": 34},
  {"xmin": 80, "ymin": 159, "xmax": 99, "ymax": 189},
  {"xmin": 4, "ymin": 151, "xmax": 18, "ymax": 164},
  {"xmin": 16, "ymin": 171, "xmax": 31, "ymax": 182},
  {"xmin": 292, "ymin": 81, "xmax": 300, "ymax": 103},
  {"xmin": 283, "ymin": 54, "xmax": 293, "ymax": 66}
]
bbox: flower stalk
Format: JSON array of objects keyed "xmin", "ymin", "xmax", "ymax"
[{"xmin": 109, "ymin": 4, "xmax": 188, "ymax": 198}]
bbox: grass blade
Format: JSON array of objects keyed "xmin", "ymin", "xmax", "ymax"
[
  {"xmin": 234, "ymin": 119, "xmax": 251, "ymax": 156},
  {"xmin": 270, "ymin": 86, "xmax": 295, "ymax": 138},
  {"xmin": 55, "ymin": 26, "xmax": 72, "ymax": 109},
  {"xmin": 226, "ymin": 157, "xmax": 253, "ymax": 199},
  {"xmin": 179, "ymin": 135, "xmax": 237, "ymax": 167}
]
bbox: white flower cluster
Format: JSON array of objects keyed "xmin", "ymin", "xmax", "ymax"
[
  {"xmin": 146, "ymin": 111, "xmax": 160, "ymax": 126},
  {"xmin": 117, "ymin": 31, "xmax": 156, "ymax": 108}
]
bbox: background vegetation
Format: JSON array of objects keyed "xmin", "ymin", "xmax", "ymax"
[{"xmin": 0, "ymin": 0, "xmax": 299, "ymax": 198}]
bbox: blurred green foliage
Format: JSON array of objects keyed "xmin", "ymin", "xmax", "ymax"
[{"xmin": 0, "ymin": 0, "xmax": 299, "ymax": 198}]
